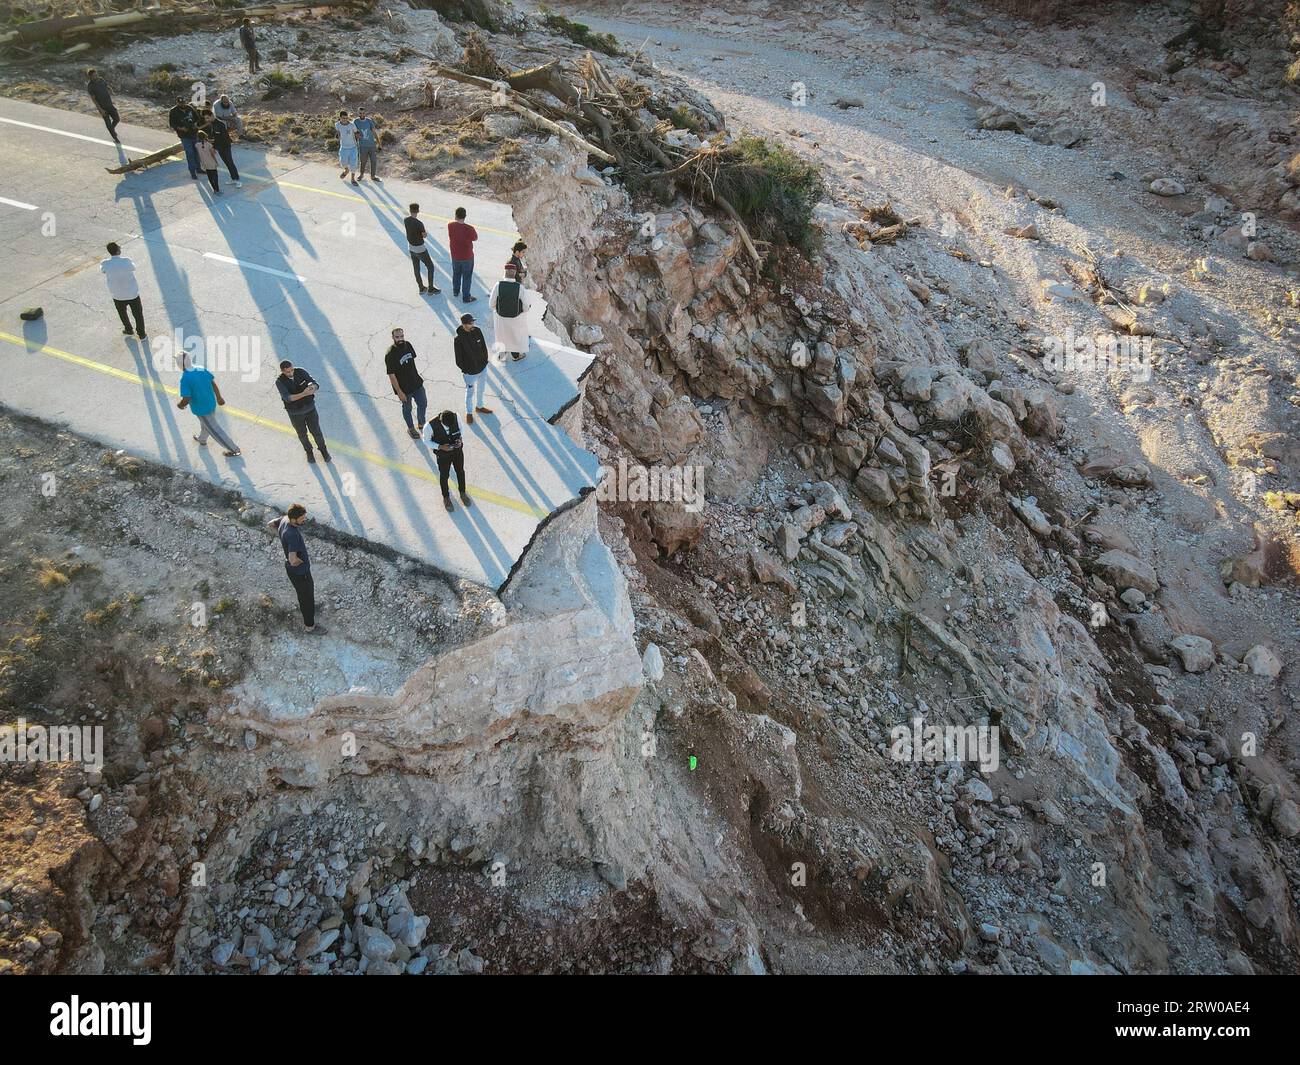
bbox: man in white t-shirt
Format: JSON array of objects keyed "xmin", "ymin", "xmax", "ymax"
[
  {"xmin": 335, "ymin": 110, "xmax": 359, "ymax": 186},
  {"xmin": 99, "ymin": 241, "xmax": 146, "ymax": 340}
]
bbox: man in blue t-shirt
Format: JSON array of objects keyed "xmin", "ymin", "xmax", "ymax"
[
  {"xmin": 355, "ymin": 107, "xmax": 380, "ymax": 182},
  {"xmin": 177, "ymin": 352, "xmax": 241, "ymax": 457},
  {"xmin": 267, "ymin": 503, "xmax": 325, "ymax": 634}
]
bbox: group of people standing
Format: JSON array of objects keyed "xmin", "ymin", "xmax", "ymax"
[
  {"xmin": 167, "ymin": 94, "xmax": 243, "ymax": 194},
  {"xmin": 90, "ymin": 62, "xmax": 544, "ymax": 637}
]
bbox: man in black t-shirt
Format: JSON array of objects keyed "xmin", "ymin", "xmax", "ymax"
[
  {"xmin": 384, "ymin": 328, "xmax": 427, "ymax": 439},
  {"xmin": 275, "ymin": 360, "xmax": 330, "ymax": 463},
  {"xmin": 86, "ymin": 68, "xmax": 120, "ymax": 143},
  {"xmin": 403, "ymin": 204, "xmax": 441, "ymax": 296}
]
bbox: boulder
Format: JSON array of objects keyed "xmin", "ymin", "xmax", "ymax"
[
  {"xmin": 1272, "ymin": 798, "xmax": 1300, "ymax": 839},
  {"xmin": 750, "ymin": 548, "xmax": 798, "ymax": 594},
  {"xmin": 1094, "ymin": 549, "xmax": 1159, "ymax": 594},
  {"xmin": 1149, "ymin": 178, "xmax": 1187, "ymax": 196},
  {"xmin": 1169, "ymin": 634, "xmax": 1215, "ymax": 673},
  {"xmin": 1243, "ymin": 645, "xmax": 1281, "ymax": 679},
  {"xmin": 776, "ymin": 523, "xmax": 802, "ymax": 562},
  {"xmin": 1010, "ymin": 497, "xmax": 1052, "ymax": 538},
  {"xmin": 357, "ymin": 924, "xmax": 396, "ymax": 962},
  {"xmin": 855, "ymin": 468, "xmax": 896, "ymax": 506},
  {"xmin": 642, "ymin": 643, "xmax": 665, "ymax": 682},
  {"xmin": 899, "ymin": 366, "xmax": 935, "ymax": 402},
  {"xmin": 1220, "ymin": 549, "xmax": 1266, "ymax": 588}
]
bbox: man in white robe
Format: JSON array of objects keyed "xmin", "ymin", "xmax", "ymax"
[{"xmin": 488, "ymin": 263, "xmax": 533, "ymax": 362}]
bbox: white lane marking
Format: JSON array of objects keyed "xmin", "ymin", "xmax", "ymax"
[
  {"xmin": 0, "ymin": 115, "xmax": 151, "ymax": 153},
  {"xmin": 202, "ymin": 251, "xmax": 305, "ymax": 282},
  {"xmin": 0, "ymin": 195, "xmax": 37, "ymax": 210}
]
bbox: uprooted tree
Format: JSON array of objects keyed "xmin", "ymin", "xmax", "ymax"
[{"xmin": 422, "ymin": 33, "xmax": 825, "ymax": 266}]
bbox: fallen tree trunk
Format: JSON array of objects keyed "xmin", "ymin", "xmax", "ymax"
[
  {"xmin": 420, "ymin": 60, "xmax": 616, "ymax": 162},
  {"xmin": 105, "ymin": 143, "xmax": 184, "ymax": 175}
]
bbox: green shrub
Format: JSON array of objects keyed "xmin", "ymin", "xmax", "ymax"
[
  {"xmin": 146, "ymin": 67, "xmax": 190, "ymax": 98},
  {"xmin": 714, "ymin": 136, "xmax": 825, "ymax": 254},
  {"xmin": 258, "ymin": 68, "xmax": 305, "ymax": 101},
  {"xmin": 539, "ymin": 7, "xmax": 620, "ymax": 55}
]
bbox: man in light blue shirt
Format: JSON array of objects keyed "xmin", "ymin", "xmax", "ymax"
[
  {"xmin": 177, "ymin": 352, "xmax": 241, "ymax": 457},
  {"xmin": 355, "ymin": 107, "xmax": 380, "ymax": 182}
]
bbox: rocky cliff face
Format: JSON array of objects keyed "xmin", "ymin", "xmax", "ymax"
[{"xmin": 485, "ymin": 85, "xmax": 1300, "ymax": 971}]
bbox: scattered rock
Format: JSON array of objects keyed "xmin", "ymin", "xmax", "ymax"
[
  {"xmin": 1094, "ymin": 549, "xmax": 1159, "ymax": 594},
  {"xmin": 1149, "ymin": 177, "xmax": 1186, "ymax": 196},
  {"xmin": 1169, "ymin": 634, "xmax": 1215, "ymax": 673},
  {"xmin": 1243, "ymin": 645, "xmax": 1281, "ymax": 679}
]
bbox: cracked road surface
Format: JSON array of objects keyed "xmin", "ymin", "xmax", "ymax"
[{"xmin": 0, "ymin": 98, "xmax": 599, "ymax": 590}]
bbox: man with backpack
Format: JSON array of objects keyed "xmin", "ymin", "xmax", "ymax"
[{"xmin": 488, "ymin": 262, "xmax": 532, "ymax": 361}]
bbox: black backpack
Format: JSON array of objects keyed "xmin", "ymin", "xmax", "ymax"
[{"xmin": 495, "ymin": 280, "xmax": 522, "ymax": 318}]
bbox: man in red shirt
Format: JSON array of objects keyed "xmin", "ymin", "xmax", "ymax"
[{"xmin": 447, "ymin": 207, "xmax": 478, "ymax": 304}]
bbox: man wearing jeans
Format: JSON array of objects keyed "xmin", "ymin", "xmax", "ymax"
[
  {"xmin": 99, "ymin": 242, "xmax": 146, "ymax": 340},
  {"xmin": 453, "ymin": 314, "xmax": 492, "ymax": 425},
  {"xmin": 355, "ymin": 107, "xmax": 380, "ymax": 181},
  {"xmin": 384, "ymin": 328, "xmax": 427, "ymax": 439},
  {"xmin": 275, "ymin": 360, "xmax": 330, "ymax": 464},
  {"xmin": 168, "ymin": 96, "xmax": 200, "ymax": 180},
  {"xmin": 268, "ymin": 504, "xmax": 326, "ymax": 634},
  {"xmin": 447, "ymin": 207, "xmax": 477, "ymax": 303},
  {"xmin": 177, "ymin": 352, "xmax": 241, "ymax": 457}
]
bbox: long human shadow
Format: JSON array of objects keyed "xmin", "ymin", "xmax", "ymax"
[
  {"xmin": 209, "ymin": 182, "xmax": 457, "ymax": 555},
  {"xmin": 470, "ymin": 412, "xmax": 554, "ymax": 514},
  {"xmin": 124, "ymin": 335, "xmax": 188, "ymax": 465},
  {"xmin": 113, "ymin": 170, "xmax": 212, "ymax": 464},
  {"xmin": 114, "ymin": 150, "xmax": 469, "ymax": 566},
  {"xmin": 414, "ymin": 441, "xmax": 515, "ymax": 579},
  {"xmin": 354, "ymin": 183, "xmax": 462, "ymax": 336},
  {"xmin": 309, "ymin": 462, "xmax": 366, "ymax": 536},
  {"xmin": 484, "ymin": 352, "xmax": 595, "ymax": 487}
]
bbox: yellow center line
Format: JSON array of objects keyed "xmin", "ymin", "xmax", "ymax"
[{"xmin": 0, "ymin": 331, "xmax": 548, "ymax": 519}]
